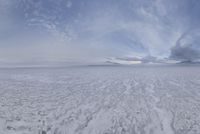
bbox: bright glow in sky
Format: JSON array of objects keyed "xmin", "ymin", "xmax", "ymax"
[{"xmin": 0, "ymin": 0, "xmax": 200, "ymax": 64}]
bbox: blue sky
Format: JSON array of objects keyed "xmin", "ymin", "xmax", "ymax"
[{"xmin": 0, "ymin": 0, "xmax": 200, "ymax": 63}]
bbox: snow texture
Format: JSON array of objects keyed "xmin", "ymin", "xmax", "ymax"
[{"xmin": 0, "ymin": 66, "xmax": 200, "ymax": 134}]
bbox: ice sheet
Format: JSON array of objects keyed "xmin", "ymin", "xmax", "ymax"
[{"xmin": 0, "ymin": 66, "xmax": 200, "ymax": 134}]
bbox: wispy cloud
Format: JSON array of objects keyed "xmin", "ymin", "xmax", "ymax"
[{"xmin": 0, "ymin": 0, "xmax": 200, "ymax": 64}]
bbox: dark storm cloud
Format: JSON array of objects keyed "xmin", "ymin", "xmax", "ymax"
[
  {"xmin": 170, "ymin": 29, "xmax": 200, "ymax": 62},
  {"xmin": 170, "ymin": 45, "xmax": 200, "ymax": 62},
  {"xmin": 168, "ymin": 0, "xmax": 200, "ymax": 62}
]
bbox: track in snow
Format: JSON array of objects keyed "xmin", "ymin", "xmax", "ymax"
[{"xmin": 0, "ymin": 66, "xmax": 200, "ymax": 134}]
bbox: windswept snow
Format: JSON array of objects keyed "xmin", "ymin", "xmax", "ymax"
[{"xmin": 0, "ymin": 66, "xmax": 200, "ymax": 134}]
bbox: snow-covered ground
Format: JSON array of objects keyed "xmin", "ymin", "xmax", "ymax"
[{"xmin": 0, "ymin": 66, "xmax": 200, "ymax": 134}]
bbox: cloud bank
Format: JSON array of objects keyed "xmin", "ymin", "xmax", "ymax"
[{"xmin": 170, "ymin": 29, "xmax": 200, "ymax": 62}]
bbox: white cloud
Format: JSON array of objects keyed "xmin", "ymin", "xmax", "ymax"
[{"xmin": 1, "ymin": 0, "xmax": 200, "ymax": 64}]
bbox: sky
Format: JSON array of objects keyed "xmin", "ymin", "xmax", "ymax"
[{"xmin": 0, "ymin": 0, "xmax": 200, "ymax": 64}]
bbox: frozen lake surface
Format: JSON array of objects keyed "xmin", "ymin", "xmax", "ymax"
[{"xmin": 0, "ymin": 66, "xmax": 200, "ymax": 134}]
